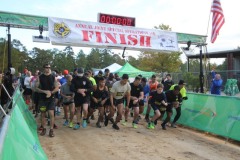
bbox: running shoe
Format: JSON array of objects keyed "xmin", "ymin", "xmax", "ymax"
[
  {"xmin": 112, "ymin": 124, "xmax": 120, "ymax": 130},
  {"xmin": 147, "ymin": 122, "xmax": 155, "ymax": 129},
  {"xmin": 69, "ymin": 122, "xmax": 73, "ymax": 128},
  {"xmin": 73, "ymin": 124, "xmax": 80, "ymax": 130},
  {"xmin": 171, "ymin": 123, "xmax": 177, "ymax": 128},
  {"xmin": 96, "ymin": 122, "xmax": 101, "ymax": 128},
  {"xmin": 82, "ymin": 120, "xmax": 87, "ymax": 128},
  {"xmin": 161, "ymin": 123, "xmax": 166, "ymax": 130},
  {"xmin": 63, "ymin": 120, "xmax": 69, "ymax": 126},
  {"xmin": 132, "ymin": 123, "xmax": 138, "ymax": 129},
  {"xmin": 150, "ymin": 123, "xmax": 155, "ymax": 129},
  {"xmin": 121, "ymin": 120, "xmax": 127, "ymax": 126},
  {"xmin": 40, "ymin": 128, "xmax": 46, "ymax": 136},
  {"xmin": 49, "ymin": 129, "xmax": 55, "ymax": 137},
  {"xmin": 147, "ymin": 122, "xmax": 151, "ymax": 129}
]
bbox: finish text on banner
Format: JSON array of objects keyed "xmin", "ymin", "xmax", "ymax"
[{"xmin": 48, "ymin": 17, "xmax": 179, "ymax": 52}]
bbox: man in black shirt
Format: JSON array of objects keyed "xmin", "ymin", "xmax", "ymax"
[
  {"xmin": 94, "ymin": 70, "xmax": 103, "ymax": 85},
  {"xmin": 36, "ymin": 64, "xmax": 59, "ymax": 137},
  {"xmin": 70, "ymin": 68, "xmax": 93, "ymax": 130},
  {"xmin": 161, "ymin": 85, "xmax": 182, "ymax": 130},
  {"xmin": 162, "ymin": 74, "xmax": 174, "ymax": 91},
  {"xmin": 123, "ymin": 76, "xmax": 144, "ymax": 129}
]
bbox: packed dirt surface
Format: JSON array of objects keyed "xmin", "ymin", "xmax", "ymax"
[{"xmin": 39, "ymin": 113, "xmax": 240, "ymax": 160}]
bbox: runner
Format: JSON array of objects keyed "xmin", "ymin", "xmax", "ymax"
[
  {"xmin": 145, "ymin": 74, "xmax": 159, "ymax": 122},
  {"xmin": 70, "ymin": 68, "xmax": 93, "ymax": 130},
  {"xmin": 147, "ymin": 84, "xmax": 168, "ymax": 129},
  {"xmin": 104, "ymin": 73, "xmax": 116, "ymax": 120},
  {"xmin": 161, "ymin": 85, "xmax": 182, "ymax": 130},
  {"xmin": 23, "ymin": 71, "xmax": 33, "ymax": 106},
  {"xmin": 122, "ymin": 76, "xmax": 144, "ymax": 129},
  {"xmin": 87, "ymin": 77, "xmax": 108, "ymax": 128},
  {"xmin": 162, "ymin": 74, "xmax": 174, "ymax": 91},
  {"xmin": 169, "ymin": 80, "xmax": 188, "ymax": 128},
  {"xmin": 94, "ymin": 70, "xmax": 103, "ymax": 85},
  {"xmin": 30, "ymin": 70, "xmax": 40, "ymax": 117},
  {"xmin": 86, "ymin": 70, "xmax": 97, "ymax": 120},
  {"xmin": 104, "ymin": 74, "xmax": 131, "ymax": 130},
  {"xmin": 36, "ymin": 64, "xmax": 59, "ymax": 137},
  {"xmin": 103, "ymin": 68, "xmax": 110, "ymax": 79},
  {"xmin": 60, "ymin": 75, "xmax": 75, "ymax": 128},
  {"xmin": 60, "ymin": 69, "xmax": 69, "ymax": 119}
]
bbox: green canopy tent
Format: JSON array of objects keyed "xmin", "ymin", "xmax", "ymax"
[{"xmin": 114, "ymin": 62, "xmax": 155, "ymax": 78}]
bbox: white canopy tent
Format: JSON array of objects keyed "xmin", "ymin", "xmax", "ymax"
[{"xmin": 94, "ymin": 63, "xmax": 122, "ymax": 75}]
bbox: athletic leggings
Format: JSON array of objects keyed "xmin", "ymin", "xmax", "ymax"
[{"xmin": 173, "ymin": 106, "xmax": 181, "ymax": 123}]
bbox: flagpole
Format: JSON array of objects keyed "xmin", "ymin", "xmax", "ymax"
[
  {"xmin": 206, "ymin": 3, "xmax": 212, "ymax": 36},
  {"xmin": 198, "ymin": 2, "xmax": 212, "ymax": 93}
]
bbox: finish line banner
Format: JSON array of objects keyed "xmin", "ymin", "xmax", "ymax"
[{"xmin": 48, "ymin": 17, "xmax": 179, "ymax": 52}]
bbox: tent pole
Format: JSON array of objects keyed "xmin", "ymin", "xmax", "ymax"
[{"xmin": 122, "ymin": 47, "xmax": 126, "ymax": 58}]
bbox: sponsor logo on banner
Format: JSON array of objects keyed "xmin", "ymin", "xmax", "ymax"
[
  {"xmin": 53, "ymin": 22, "xmax": 71, "ymax": 38},
  {"xmin": 184, "ymin": 108, "xmax": 216, "ymax": 117},
  {"xmin": 48, "ymin": 17, "xmax": 179, "ymax": 52}
]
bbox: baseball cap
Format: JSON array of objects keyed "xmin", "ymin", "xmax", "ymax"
[
  {"xmin": 178, "ymin": 80, "xmax": 186, "ymax": 85},
  {"xmin": 63, "ymin": 70, "xmax": 69, "ymax": 75},
  {"xmin": 77, "ymin": 68, "xmax": 84, "ymax": 76}
]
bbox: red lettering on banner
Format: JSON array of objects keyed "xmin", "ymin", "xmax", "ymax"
[
  {"xmin": 82, "ymin": 30, "xmax": 94, "ymax": 41},
  {"xmin": 81, "ymin": 30, "xmax": 151, "ymax": 47},
  {"xmin": 105, "ymin": 33, "xmax": 117, "ymax": 44},
  {"xmin": 95, "ymin": 31, "xmax": 103, "ymax": 43},
  {"xmin": 119, "ymin": 34, "xmax": 127, "ymax": 44},
  {"xmin": 140, "ymin": 36, "xmax": 151, "ymax": 47},
  {"xmin": 127, "ymin": 35, "xmax": 138, "ymax": 45}
]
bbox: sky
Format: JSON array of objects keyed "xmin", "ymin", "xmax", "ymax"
[{"xmin": 0, "ymin": 0, "xmax": 239, "ymax": 64}]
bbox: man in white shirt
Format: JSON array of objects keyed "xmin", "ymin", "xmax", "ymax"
[{"xmin": 104, "ymin": 74, "xmax": 131, "ymax": 130}]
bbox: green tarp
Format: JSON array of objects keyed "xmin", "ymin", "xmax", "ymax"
[
  {"xmin": 0, "ymin": 89, "xmax": 47, "ymax": 160},
  {"xmin": 114, "ymin": 62, "xmax": 155, "ymax": 78},
  {"xmin": 224, "ymin": 79, "xmax": 239, "ymax": 96}
]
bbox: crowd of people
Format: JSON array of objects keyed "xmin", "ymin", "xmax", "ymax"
[{"xmin": 4, "ymin": 64, "xmax": 190, "ymax": 138}]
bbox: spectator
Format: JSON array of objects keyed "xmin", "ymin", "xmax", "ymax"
[{"xmin": 211, "ymin": 74, "xmax": 223, "ymax": 95}]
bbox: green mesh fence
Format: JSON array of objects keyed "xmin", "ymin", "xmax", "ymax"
[
  {"xmin": 0, "ymin": 89, "xmax": 47, "ymax": 160},
  {"xmin": 174, "ymin": 93, "xmax": 240, "ymax": 141},
  {"xmin": 143, "ymin": 93, "xmax": 240, "ymax": 141}
]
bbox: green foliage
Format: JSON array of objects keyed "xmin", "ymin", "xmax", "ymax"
[
  {"xmin": 215, "ymin": 59, "xmax": 227, "ymax": 71},
  {"xmin": 0, "ymin": 38, "xmax": 28, "ymax": 73},
  {"xmin": 182, "ymin": 72, "xmax": 199, "ymax": 91},
  {"xmin": 154, "ymin": 24, "xmax": 172, "ymax": 31},
  {"xmin": 138, "ymin": 51, "xmax": 182, "ymax": 73}
]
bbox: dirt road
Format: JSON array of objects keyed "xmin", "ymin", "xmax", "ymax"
[{"xmin": 39, "ymin": 114, "xmax": 240, "ymax": 160}]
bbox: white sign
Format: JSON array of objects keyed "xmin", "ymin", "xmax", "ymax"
[{"xmin": 48, "ymin": 17, "xmax": 179, "ymax": 52}]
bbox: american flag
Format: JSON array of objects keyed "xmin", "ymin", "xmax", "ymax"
[{"xmin": 211, "ymin": 0, "xmax": 225, "ymax": 43}]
